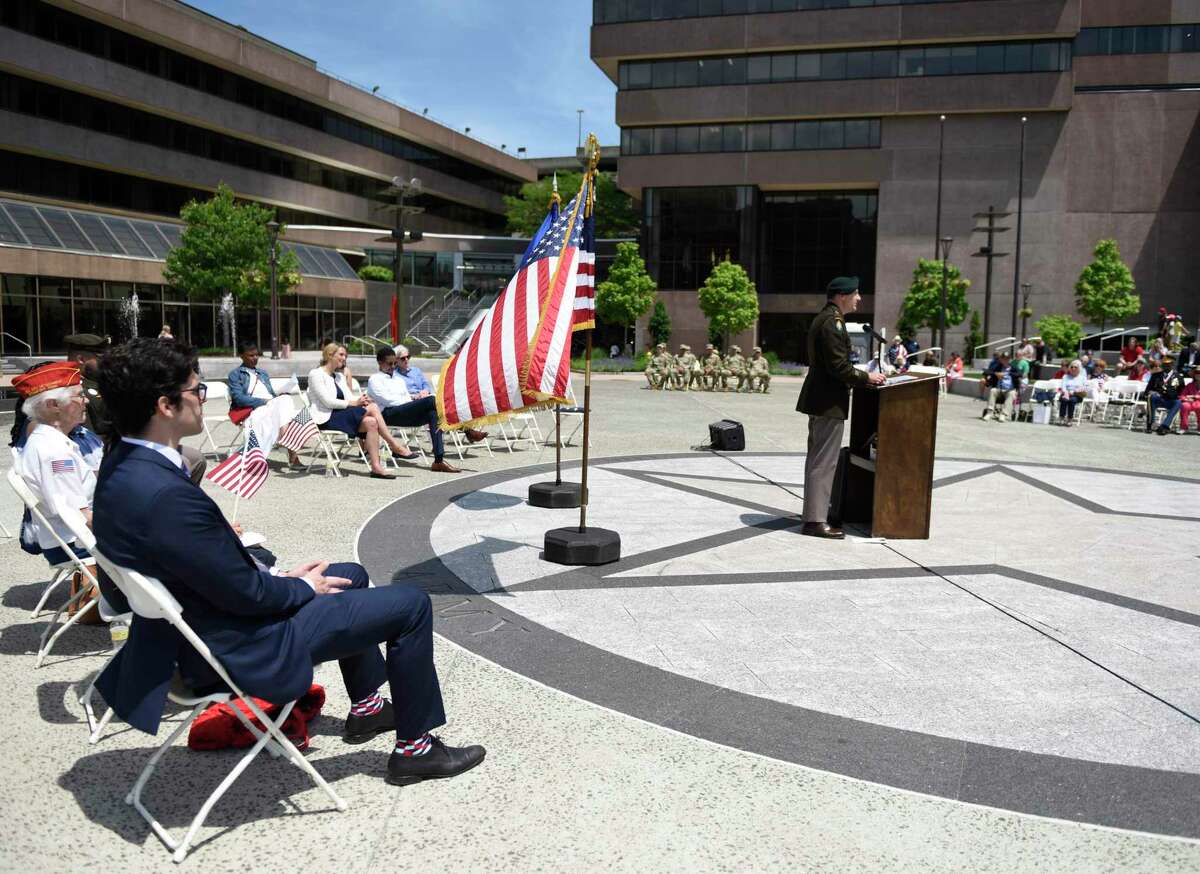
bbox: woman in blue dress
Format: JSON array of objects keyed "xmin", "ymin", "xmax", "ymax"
[{"xmin": 307, "ymin": 343, "xmax": 415, "ymax": 479}]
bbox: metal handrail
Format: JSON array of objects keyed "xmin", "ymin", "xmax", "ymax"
[
  {"xmin": 906, "ymin": 346, "xmax": 944, "ymax": 364},
  {"xmin": 972, "ymin": 336, "xmax": 1016, "ymax": 358},
  {"xmin": 1085, "ymin": 325, "xmax": 1150, "ymax": 355},
  {"xmin": 1, "ymin": 332, "xmax": 32, "ymax": 356},
  {"xmin": 342, "ymin": 334, "xmax": 392, "ymax": 354}
]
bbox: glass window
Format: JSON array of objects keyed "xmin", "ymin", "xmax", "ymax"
[
  {"xmin": 629, "ymin": 128, "xmax": 653, "ymax": 155},
  {"xmin": 951, "ymin": 45, "xmax": 977, "ymax": 75},
  {"xmin": 722, "ymin": 124, "xmax": 745, "ymax": 152},
  {"xmin": 698, "ymin": 57, "xmax": 724, "ymax": 86},
  {"xmin": 1004, "ymin": 43, "xmax": 1032, "ymax": 72},
  {"xmin": 869, "ymin": 118, "xmax": 881, "ymax": 147},
  {"xmin": 819, "ymin": 52, "xmax": 846, "ymax": 80},
  {"xmin": 676, "ymin": 126, "xmax": 699, "ymax": 153},
  {"xmin": 819, "ymin": 120, "xmax": 845, "ymax": 149},
  {"xmin": 654, "ymin": 127, "xmax": 677, "ymax": 154},
  {"xmin": 626, "ymin": 62, "xmax": 652, "ymax": 88},
  {"xmin": 771, "ymin": 54, "xmax": 796, "ymax": 81},
  {"xmin": 872, "ymin": 49, "xmax": 897, "ymax": 78},
  {"xmin": 770, "ymin": 121, "xmax": 794, "ymax": 150},
  {"xmin": 747, "ymin": 55, "xmax": 772, "ymax": 83},
  {"xmin": 1136, "ymin": 26, "xmax": 1167, "ymax": 54},
  {"xmin": 924, "ymin": 47, "xmax": 951, "ymax": 76},
  {"xmin": 1075, "ymin": 28, "xmax": 1098, "ymax": 56},
  {"xmin": 794, "ymin": 120, "xmax": 819, "ymax": 150},
  {"xmin": 795, "ymin": 54, "xmax": 821, "ymax": 80},
  {"xmin": 899, "ymin": 48, "xmax": 924, "ymax": 77},
  {"xmin": 1116, "ymin": 27, "xmax": 1137, "ymax": 54},
  {"xmin": 977, "ymin": 44, "xmax": 1005, "ymax": 73},
  {"xmin": 652, "ymin": 61, "xmax": 675, "ymax": 88},
  {"xmin": 1172, "ymin": 25, "xmax": 1198, "ymax": 52},
  {"xmin": 699, "ymin": 0, "xmax": 723, "ymax": 13},
  {"xmin": 845, "ymin": 50, "xmax": 873, "ymax": 79},
  {"xmin": 844, "ymin": 119, "xmax": 870, "ymax": 148},
  {"xmin": 748, "ymin": 123, "xmax": 771, "ymax": 151},
  {"xmin": 724, "ymin": 56, "xmax": 746, "ymax": 84},
  {"xmin": 675, "ymin": 59, "xmax": 699, "ymax": 87},
  {"xmin": 699, "ymin": 125, "xmax": 723, "ymax": 152},
  {"xmin": 1031, "ymin": 42, "xmax": 1058, "ymax": 71}
]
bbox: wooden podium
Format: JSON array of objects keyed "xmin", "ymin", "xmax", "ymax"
[{"xmin": 835, "ymin": 373, "xmax": 941, "ymax": 539}]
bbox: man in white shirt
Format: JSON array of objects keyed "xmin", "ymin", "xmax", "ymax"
[{"xmin": 366, "ymin": 348, "xmax": 488, "ymax": 473}]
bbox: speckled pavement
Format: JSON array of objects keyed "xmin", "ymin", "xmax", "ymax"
[{"xmin": 2, "ymin": 373, "xmax": 1198, "ymax": 872}]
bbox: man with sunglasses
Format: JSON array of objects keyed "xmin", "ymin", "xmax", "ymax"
[
  {"xmin": 92, "ymin": 338, "xmax": 485, "ymax": 786},
  {"xmin": 390, "ymin": 344, "xmax": 434, "ymax": 398}
]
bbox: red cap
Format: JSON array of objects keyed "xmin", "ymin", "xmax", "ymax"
[{"xmin": 11, "ymin": 361, "xmax": 82, "ymax": 399}]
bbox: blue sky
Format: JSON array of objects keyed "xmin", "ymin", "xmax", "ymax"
[{"xmin": 188, "ymin": 0, "xmax": 618, "ymax": 158}]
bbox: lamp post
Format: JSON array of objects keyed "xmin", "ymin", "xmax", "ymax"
[
  {"xmin": 934, "ymin": 114, "xmax": 946, "ymax": 259},
  {"xmin": 1020, "ymin": 281, "xmax": 1033, "ymax": 341},
  {"xmin": 1011, "ymin": 115, "xmax": 1027, "ymax": 339},
  {"xmin": 939, "ymin": 236, "xmax": 954, "ymax": 355},
  {"xmin": 388, "ymin": 176, "xmax": 423, "ymax": 343},
  {"xmin": 267, "ymin": 220, "xmax": 280, "ymax": 359}
]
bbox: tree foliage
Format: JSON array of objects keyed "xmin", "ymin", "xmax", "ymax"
[
  {"xmin": 963, "ymin": 309, "xmax": 984, "ymax": 360},
  {"xmin": 596, "ymin": 242, "xmax": 656, "ymax": 347},
  {"xmin": 503, "ymin": 172, "xmax": 638, "ymax": 238},
  {"xmin": 358, "ymin": 264, "xmax": 394, "ymax": 282},
  {"xmin": 1035, "ymin": 314, "xmax": 1084, "ymax": 357},
  {"xmin": 648, "ymin": 299, "xmax": 672, "ymax": 347},
  {"xmin": 898, "ymin": 258, "xmax": 971, "ymax": 344},
  {"xmin": 163, "ymin": 184, "xmax": 301, "ymax": 307},
  {"xmin": 1074, "ymin": 238, "xmax": 1139, "ymax": 331},
  {"xmin": 697, "ymin": 257, "xmax": 759, "ymax": 346}
]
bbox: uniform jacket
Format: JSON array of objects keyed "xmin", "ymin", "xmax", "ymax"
[
  {"xmin": 227, "ymin": 365, "xmax": 277, "ymax": 409},
  {"xmin": 797, "ymin": 301, "xmax": 868, "ymax": 420},
  {"xmin": 93, "ymin": 441, "xmax": 315, "ymax": 733},
  {"xmin": 82, "ymin": 375, "xmax": 111, "ymax": 437}
]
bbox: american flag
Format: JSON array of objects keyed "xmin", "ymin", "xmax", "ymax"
[
  {"xmin": 50, "ymin": 458, "xmax": 77, "ymax": 475},
  {"xmin": 277, "ymin": 407, "xmax": 319, "ymax": 453},
  {"xmin": 572, "ymin": 208, "xmax": 595, "ymax": 331},
  {"xmin": 437, "ymin": 175, "xmax": 593, "ymax": 431},
  {"xmin": 206, "ymin": 429, "xmax": 269, "ymax": 499}
]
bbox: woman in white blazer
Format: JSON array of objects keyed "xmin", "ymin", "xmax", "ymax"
[{"xmin": 307, "ymin": 343, "xmax": 414, "ymax": 479}]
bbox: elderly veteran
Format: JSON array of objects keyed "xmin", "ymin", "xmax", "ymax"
[{"xmin": 67, "ymin": 333, "xmax": 207, "ymax": 484}]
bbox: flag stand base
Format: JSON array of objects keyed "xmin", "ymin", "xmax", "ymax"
[
  {"xmin": 528, "ymin": 481, "xmax": 582, "ymax": 508},
  {"xmin": 543, "ymin": 526, "xmax": 620, "ymax": 566}
]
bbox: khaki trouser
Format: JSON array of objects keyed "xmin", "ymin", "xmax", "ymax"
[
  {"xmin": 985, "ymin": 388, "xmax": 1015, "ymax": 420},
  {"xmin": 803, "ymin": 415, "xmax": 845, "ymax": 523}
]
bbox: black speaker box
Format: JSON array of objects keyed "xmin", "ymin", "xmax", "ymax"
[{"xmin": 708, "ymin": 419, "xmax": 745, "ymax": 451}]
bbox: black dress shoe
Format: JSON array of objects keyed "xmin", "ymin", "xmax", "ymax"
[
  {"xmin": 386, "ymin": 736, "xmax": 486, "ymax": 786},
  {"xmin": 800, "ymin": 522, "xmax": 845, "ymax": 540},
  {"xmin": 343, "ymin": 700, "xmax": 395, "ymax": 744},
  {"xmin": 370, "ymin": 470, "xmax": 396, "ymax": 480}
]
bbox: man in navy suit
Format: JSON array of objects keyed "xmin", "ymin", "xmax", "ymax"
[{"xmin": 93, "ymin": 338, "xmax": 484, "ymax": 785}]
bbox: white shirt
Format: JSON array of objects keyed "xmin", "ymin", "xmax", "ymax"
[
  {"xmin": 240, "ymin": 366, "xmax": 275, "ymax": 401},
  {"xmin": 121, "ymin": 436, "xmax": 187, "ymax": 473},
  {"xmin": 19, "ymin": 424, "xmax": 96, "ymax": 550},
  {"xmin": 366, "ymin": 370, "xmax": 413, "ymax": 409}
]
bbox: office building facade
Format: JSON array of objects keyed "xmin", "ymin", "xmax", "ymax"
[
  {"xmin": 0, "ymin": 0, "xmax": 535, "ymax": 355},
  {"xmin": 592, "ymin": 0, "xmax": 1200, "ymax": 360}
]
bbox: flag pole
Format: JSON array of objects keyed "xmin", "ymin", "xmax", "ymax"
[
  {"xmin": 232, "ymin": 425, "xmax": 249, "ymax": 524},
  {"xmin": 578, "ymin": 328, "xmax": 592, "ymax": 532}
]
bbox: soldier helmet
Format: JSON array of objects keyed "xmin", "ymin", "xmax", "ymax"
[
  {"xmin": 655, "ymin": 342, "xmax": 665, "ymax": 349},
  {"xmin": 705, "ymin": 343, "xmax": 714, "ymax": 350},
  {"xmin": 730, "ymin": 345, "xmax": 741, "ymax": 353},
  {"xmin": 679, "ymin": 344, "xmax": 690, "ymax": 351}
]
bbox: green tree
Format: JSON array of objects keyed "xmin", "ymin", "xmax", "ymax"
[
  {"xmin": 595, "ymin": 241, "xmax": 657, "ymax": 349},
  {"xmin": 1035, "ymin": 314, "xmax": 1084, "ymax": 358},
  {"xmin": 163, "ymin": 184, "xmax": 301, "ymax": 307},
  {"xmin": 963, "ymin": 309, "xmax": 984, "ymax": 360},
  {"xmin": 1074, "ymin": 238, "xmax": 1139, "ymax": 331},
  {"xmin": 898, "ymin": 258, "xmax": 971, "ymax": 348},
  {"xmin": 503, "ymin": 172, "xmax": 638, "ymax": 238},
  {"xmin": 358, "ymin": 264, "xmax": 394, "ymax": 282},
  {"xmin": 648, "ymin": 299, "xmax": 672, "ymax": 347},
  {"xmin": 697, "ymin": 258, "xmax": 759, "ymax": 349}
]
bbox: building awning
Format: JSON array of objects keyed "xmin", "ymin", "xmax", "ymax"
[{"xmin": 0, "ymin": 198, "xmax": 360, "ymax": 282}]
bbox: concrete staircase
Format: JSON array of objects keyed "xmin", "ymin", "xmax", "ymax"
[{"xmin": 408, "ymin": 291, "xmax": 498, "ymax": 355}]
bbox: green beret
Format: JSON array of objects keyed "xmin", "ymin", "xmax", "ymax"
[
  {"xmin": 826, "ymin": 276, "xmax": 859, "ymax": 296},
  {"xmin": 64, "ymin": 333, "xmax": 110, "ymax": 351}
]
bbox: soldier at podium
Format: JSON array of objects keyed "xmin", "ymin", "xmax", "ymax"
[{"xmin": 796, "ymin": 277, "xmax": 886, "ymax": 539}]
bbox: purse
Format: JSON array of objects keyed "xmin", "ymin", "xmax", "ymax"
[{"xmin": 68, "ymin": 565, "xmax": 104, "ymax": 626}]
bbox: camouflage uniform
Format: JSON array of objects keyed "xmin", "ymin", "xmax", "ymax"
[
  {"xmin": 748, "ymin": 346, "xmax": 771, "ymax": 393},
  {"xmin": 723, "ymin": 345, "xmax": 748, "ymax": 391},
  {"xmin": 644, "ymin": 343, "xmax": 673, "ymax": 389},
  {"xmin": 700, "ymin": 345, "xmax": 723, "ymax": 391},
  {"xmin": 673, "ymin": 344, "xmax": 699, "ymax": 390}
]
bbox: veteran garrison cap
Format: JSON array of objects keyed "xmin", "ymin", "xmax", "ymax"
[
  {"xmin": 64, "ymin": 333, "xmax": 110, "ymax": 351},
  {"xmin": 826, "ymin": 276, "xmax": 860, "ymax": 297},
  {"xmin": 12, "ymin": 361, "xmax": 81, "ymax": 398}
]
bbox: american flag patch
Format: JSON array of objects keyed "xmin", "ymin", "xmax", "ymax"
[{"xmin": 50, "ymin": 458, "xmax": 76, "ymax": 475}]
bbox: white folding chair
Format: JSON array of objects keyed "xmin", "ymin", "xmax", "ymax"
[
  {"xmin": 200, "ymin": 382, "xmax": 232, "ymax": 456},
  {"xmin": 443, "ymin": 427, "xmax": 494, "ymax": 461},
  {"xmin": 299, "ymin": 391, "xmax": 345, "ymax": 478},
  {"xmin": 89, "ymin": 546, "xmax": 348, "ymax": 863},
  {"xmin": 5, "ymin": 467, "xmax": 103, "ymax": 667},
  {"xmin": 506, "ymin": 411, "xmax": 544, "ymax": 450},
  {"xmin": 545, "ymin": 380, "xmax": 589, "ymax": 448}
]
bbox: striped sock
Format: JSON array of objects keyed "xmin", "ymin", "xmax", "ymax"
[
  {"xmin": 350, "ymin": 690, "xmax": 385, "ymax": 717},
  {"xmin": 394, "ymin": 733, "xmax": 433, "ymax": 757}
]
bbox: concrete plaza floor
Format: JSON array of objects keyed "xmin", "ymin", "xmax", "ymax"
[{"xmin": 1, "ymin": 373, "xmax": 1197, "ymax": 872}]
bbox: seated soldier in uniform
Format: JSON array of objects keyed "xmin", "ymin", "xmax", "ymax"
[{"xmin": 747, "ymin": 347, "xmax": 771, "ymax": 393}]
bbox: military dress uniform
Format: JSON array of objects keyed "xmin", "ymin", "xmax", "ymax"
[
  {"xmin": 796, "ymin": 279, "xmax": 869, "ymax": 530},
  {"xmin": 748, "ymin": 347, "xmax": 771, "ymax": 393}
]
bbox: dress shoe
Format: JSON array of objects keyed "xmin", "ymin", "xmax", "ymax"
[
  {"xmin": 464, "ymin": 428, "xmax": 488, "ymax": 443},
  {"xmin": 369, "ymin": 470, "xmax": 396, "ymax": 480},
  {"xmin": 386, "ymin": 736, "xmax": 486, "ymax": 786},
  {"xmin": 800, "ymin": 522, "xmax": 845, "ymax": 540},
  {"xmin": 430, "ymin": 460, "xmax": 462, "ymax": 473},
  {"xmin": 343, "ymin": 700, "xmax": 394, "ymax": 745}
]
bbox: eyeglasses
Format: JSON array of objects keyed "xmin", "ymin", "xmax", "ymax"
[
  {"xmin": 398, "ymin": 355, "xmax": 410, "ymax": 361},
  {"xmin": 182, "ymin": 383, "xmax": 208, "ymax": 402}
]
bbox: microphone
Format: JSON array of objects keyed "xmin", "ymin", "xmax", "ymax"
[{"xmin": 861, "ymin": 323, "xmax": 887, "ymax": 344}]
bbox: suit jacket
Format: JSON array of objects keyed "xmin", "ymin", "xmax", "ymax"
[
  {"xmin": 227, "ymin": 365, "xmax": 277, "ymax": 409},
  {"xmin": 93, "ymin": 441, "xmax": 314, "ymax": 733},
  {"xmin": 797, "ymin": 301, "xmax": 868, "ymax": 420},
  {"xmin": 305, "ymin": 368, "xmax": 354, "ymax": 425}
]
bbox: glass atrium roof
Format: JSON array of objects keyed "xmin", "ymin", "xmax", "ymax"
[{"xmin": 0, "ymin": 199, "xmax": 360, "ymax": 281}]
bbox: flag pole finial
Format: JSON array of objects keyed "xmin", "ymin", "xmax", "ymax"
[{"xmin": 549, "ymin": 172, "xmax": 561, "ymax": 209}]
